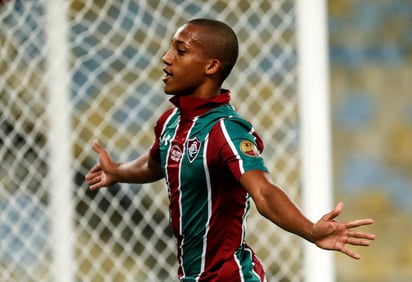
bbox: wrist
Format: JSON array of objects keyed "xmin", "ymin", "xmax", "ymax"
[
  {"xmin": 111, "ymin": 162, "xmax": 123, "ymax": 182},
  {"xmin": 302, "ymin": 222, "xmax": 316, "ymax": 243}
]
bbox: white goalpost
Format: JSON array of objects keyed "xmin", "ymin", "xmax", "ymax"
[
  {"xmin": 296, "ymin": 0, "xmax": 334, "ymax": 281},
  {"xmin": 44, "ymin": 1, "xmax": 75, "ymax": 282},
  {"xmin": 0, "ymin": 0, "xmax": 333, "ymax": 281}
]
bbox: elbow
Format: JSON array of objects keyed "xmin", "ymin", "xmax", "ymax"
[{"xmin": 253, "ymin": 193, "xmax": 275, "ymax": 221}]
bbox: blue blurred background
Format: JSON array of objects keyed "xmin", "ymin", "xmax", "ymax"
[{"xmin": 328, "ymin": 1, "xmax": 412, "ymax": 280}]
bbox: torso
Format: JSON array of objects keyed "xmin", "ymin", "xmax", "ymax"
[{"xmin": 150, "ymin": 93, "xmax": 267, "ymax": 281}]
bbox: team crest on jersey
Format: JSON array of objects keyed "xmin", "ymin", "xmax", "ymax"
[
  {"xmin": 186, "ymin": 137, "xmax": 201, "ymax": 163},
  {"xmin": 239, "ymin": 140, "xmax": 260, "ymax": 157}
]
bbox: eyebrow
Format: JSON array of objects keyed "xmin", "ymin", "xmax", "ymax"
[
  {"xmin": 172, "ymin": 34, "xmax": 201, "ymax": 47},
  {"xmin": 173, "ymin": 39, "xmax": 186, "ymax": 45},
  {"xmin": 171, "ymin": 36, "xmax": 189, "ymax": 46}
]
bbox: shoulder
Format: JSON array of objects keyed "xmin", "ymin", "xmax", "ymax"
[
  {"xmin": 212, "ymin": 115, "xmax": 265, "ymax": 153},
  {"xmin": 158, "ymin": 107, "xmax": 177, "ymax": 123},
  {"xmin": 215, "ymin": 115, "xmax": 254, "ymax": 137},
  {"xmin": 154, "ymin": 107, "xmax": 178, "ymax": 136}
]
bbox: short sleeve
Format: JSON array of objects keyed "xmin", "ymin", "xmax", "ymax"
[
  {"xmin": 149, "ymin": 108, "xmax": 176, "ymax": 163},
  {"xmin": 210, "ymin": 117, "xmax": 268, "ymax": 181}
]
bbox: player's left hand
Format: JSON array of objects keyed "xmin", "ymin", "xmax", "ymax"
[{"xmin": 311, "ymin": 202, "xmax": 375, "ymax": 259}]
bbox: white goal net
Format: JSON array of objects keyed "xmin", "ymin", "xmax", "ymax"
[{"xmin": 0, "ymin": 0, "xmax": 303, "ymax": 281}]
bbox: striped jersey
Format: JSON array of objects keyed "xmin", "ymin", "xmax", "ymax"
[{"xmin": 150, "ymin": 90, "xmax": 268, "ymax": 282}]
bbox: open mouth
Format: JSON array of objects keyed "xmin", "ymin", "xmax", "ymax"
[{"xmin": 162, "ymin": 69, "xmax": 172, "ymax": 81}]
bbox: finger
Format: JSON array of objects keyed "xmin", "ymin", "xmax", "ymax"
[
  {"xmin": 86, "ymin": 164, "xmax": 102, "ymax": 176},
  {"xmin": 346, "ymin": 218, "xmax": 374, "ymax": 229},
  {"xmin": 345, "ymin": 236, "xmax": 373, "ymax": 246},
  {"xmin": 340, "ymin": 246, "xmax": 361, "ymax": 260},
  {"xmin": 92, "ymin": 139, "xmax": 113, "ymax": 167},
  {"xmin": 347, "ymin": 230, "xmax": 376, "ymax": 241},
  {"xmin": 93, "ymin": 139, "xmax": 104, "ymax": 154},
  {"xmin": 86, "ymin": 174, "xmax": 101, "ymax": 186},
  {"xmin": 85, "ymin": 167, "xmax": 102, "ymax": 182},
  {"xmin": 89, "ymin": 182, "xmax": 104, "ymax": 191},
  {"xmin": 323, "ymin": 202, "xmax": 344, "ymax": 221}
]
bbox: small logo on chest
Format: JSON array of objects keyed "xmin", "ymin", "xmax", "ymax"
[
  {"xmin": 170, "ymin": 145, "xmax": 183, "ymax": 162},
  {"xmin": 186, "ymin": 137, "xmax": 201, "ymax": 163}
]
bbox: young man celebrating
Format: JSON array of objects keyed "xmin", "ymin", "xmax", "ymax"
[{"xmin": 86, "ymin": 18, "xmax": 375, "ymax": 282}]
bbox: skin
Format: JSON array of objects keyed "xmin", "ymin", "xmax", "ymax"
[
  {"xmin": 162, "ymin": 23, "xmax": 222, "ymax": 99},
  {"xmin": 86, "ymin": 23, "xmax": 375, "ymax": 260}
]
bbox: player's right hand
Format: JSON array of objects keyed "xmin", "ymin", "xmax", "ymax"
[{"xmin": 85, "ymin": 139, "xmax": 118, "ymax": 190}]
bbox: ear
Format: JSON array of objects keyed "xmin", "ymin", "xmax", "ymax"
[{"xmin": 205, "ymin": 59, "xmax": 221, "ymax": 75}]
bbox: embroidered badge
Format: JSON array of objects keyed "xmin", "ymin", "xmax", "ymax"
[
  {"xmin": 186, "ymin": 137, "xmax": 201, "ymax": 163},
  {"xmin": 239, "ymin": 140, "xmax": 260, "ymax": 157},
  {"xmin": 170, "ymin": 144, "xmax": 182, "ymax": 162}
]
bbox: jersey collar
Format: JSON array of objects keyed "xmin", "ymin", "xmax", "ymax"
[{"xmin": 170, "ymin": 89, "xmax": 231, "ymax": 119}]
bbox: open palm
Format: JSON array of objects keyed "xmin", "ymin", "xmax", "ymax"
[{"xmin": 312, "ymin": 202, "xmax": 375, "ymax": 259}]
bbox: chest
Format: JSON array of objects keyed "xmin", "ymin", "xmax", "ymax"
[{"xmin": 159, "ymin": 116, "xmax": 212, "ymax": 178}]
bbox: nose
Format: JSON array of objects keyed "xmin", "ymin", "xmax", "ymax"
[{"xmin": 162, "ymin": 49, "xmax": 172, "ymax": 65}]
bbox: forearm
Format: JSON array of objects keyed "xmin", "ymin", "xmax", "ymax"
[
  {"xmin": 255, "ymin": 186, "xmax": 314, "ymax": 242},
  {"xmin": 240, "ymin": 170, "xmax": 314, "ymax": 242},
  {"xmin": 113, "ymin": 152, "xmax": 163, "ymax": 184}
]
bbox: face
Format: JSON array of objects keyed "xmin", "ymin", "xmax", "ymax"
[{"xmin": 162, "ymin": 24, "xmax": 212, "ymax": 96}]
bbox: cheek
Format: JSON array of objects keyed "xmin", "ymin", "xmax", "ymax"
[
  {"xmin": 185, "ymin": 61, "xmax": 205, "ymax": 79},
  {"xmin": 184, "ymin": 70, "xmax": 204, "ymax": 87}
]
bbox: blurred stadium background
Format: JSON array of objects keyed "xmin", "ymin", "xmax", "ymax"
[
  {"xmin": 0, "ymin": 0, "xmax": 411, "ymax": 281},
  {"xmin": 329, "ymin": 1, "xmax": 412, "ymax": 281}
]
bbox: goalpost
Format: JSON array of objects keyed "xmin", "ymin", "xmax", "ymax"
[
  {"xmin": 44, "ymin": 1, "xmax": 75, "ymax": 282},
  {"xmin": 296, "ymin": 0, "xmax": 334, "ymax": 281},
  {"xmin": 0, "ymin": 0, "xmax": 332, "ymax": 281}
]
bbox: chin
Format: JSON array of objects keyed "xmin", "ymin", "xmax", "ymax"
[
  {"xmin": 163, "ymin": 88, "xmax": 189, "ymax": 96},
  {"xmin": 163, "ymin": 86, "xmax": 173, "ymax": 95}
]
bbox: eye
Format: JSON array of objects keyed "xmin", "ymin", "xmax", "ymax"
[{"xmin": 177, "ymin": 49, "xmax": 186, "ymax": 55}]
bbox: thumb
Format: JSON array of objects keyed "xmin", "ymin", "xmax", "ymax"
[
  {"xmin": 92, "ymin": 139, "xmax": 113, "ymax": 169},
  {"xmin": 323, "ymin": 202, "xmax": 344, "ymax": 221},
  {"xmin": 93, "ymin": 139, "xmax": 104, "ymax": 154}
]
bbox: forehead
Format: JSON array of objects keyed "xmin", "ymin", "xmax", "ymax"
[{"xmin": 172, "ymin": 23, "xmax": 205, "ymax": 47}]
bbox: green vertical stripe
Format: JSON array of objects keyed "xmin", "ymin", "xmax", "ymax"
[{"xmin": 235, "ymin": 246, "xmax": 262, "ymax": 282}]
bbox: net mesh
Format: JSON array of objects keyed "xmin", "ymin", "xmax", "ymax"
[{"xmin": 0, "ymin": 0, "xmax": 301, "ymax": 281}]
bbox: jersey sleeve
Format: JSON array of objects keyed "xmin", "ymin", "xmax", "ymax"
[
  {"xmin": 149, "ymin": 108, "xmax": 175, "ymax": 163},
  {"xmin": 210, "ymin": 117, "xmax": 268, "ymax": 181}
]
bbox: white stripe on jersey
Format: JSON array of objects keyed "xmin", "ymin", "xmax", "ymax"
[
  {"xmin": 196, "ymin": 133, "xmax": 212, "ymax": 281},
  {"xmin": 219, "ymin": 119, "xmax": 245, "ymax": 175},
  {"xmin": 163, "ymin": 108, "xmax": 179, "ymax": 189},
  {"xmin": 233, "ymin": 252, "xmax": 245, "ymax": 282},
  {"xmin": 160, "ymin": 108, "xmax": 178, "ymax": 136},
  {"xmin": 179, "ymin": 116, "xmax": 199, "ymax": 279},
  {"xmin": 162, "ymin": 108, "xmax": 189, "ymax": 277}
]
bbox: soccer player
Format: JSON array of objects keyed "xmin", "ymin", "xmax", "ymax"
[{"xmin": 85, "ymin": 18, "xmax": 375, "ymax": 282}]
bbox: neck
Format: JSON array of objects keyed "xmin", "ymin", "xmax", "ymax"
[
  {"xmin": 170, "ymin": 90, "xmax": 231, "ymax": 119},
  {"xmin": 188, "ymin": 81, "xmax": 222, "ymax": 100}
]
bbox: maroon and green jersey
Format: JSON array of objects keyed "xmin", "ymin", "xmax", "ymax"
[{"xmin": 150, "ymin": 90, "xmax": 268, "ymax": 282}]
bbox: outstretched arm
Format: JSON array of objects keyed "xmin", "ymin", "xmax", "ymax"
[
  {"xmin": 240, "ymin": 170, "xmax": 375, "ymax": 259},
  {"xmin": 85, "ymin": 140, "xmax": 164, "ymax": 190}
]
